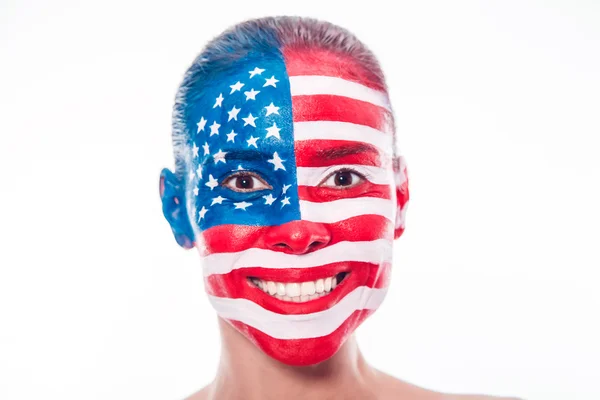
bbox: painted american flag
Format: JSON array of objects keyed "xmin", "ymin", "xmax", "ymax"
[{"xmin": 185, "ymin": 48, "xmax": 409, "ymax": 364}]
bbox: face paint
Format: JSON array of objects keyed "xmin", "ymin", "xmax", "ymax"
[{"xmin": 179, "ymin": 48, "xmax": 409, "ymax": 366}]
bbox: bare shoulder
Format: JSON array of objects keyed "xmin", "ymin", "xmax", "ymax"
[
  {"xmin": 183, "ymin": 385, "xmax": 211, "ymax": 400},
  {"xmin": 442, "ymin": 395, "xmax": 522, "ymax": 400},
  {"xmin": 441, "ymin": 395, "xmax": 522, "ymax": 400},
  {"xmin": 375, "ymin": 370, "xmax": 522, "ymax": 400}
]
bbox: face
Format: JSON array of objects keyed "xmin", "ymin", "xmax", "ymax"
[{"xmin": 161, "ymin": 48, "xmax": 409, "ymax": 366}]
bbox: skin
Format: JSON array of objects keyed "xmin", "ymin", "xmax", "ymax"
[{"xmin": 184, "ymin": 319, "xmax": 520, "ymax": 400}]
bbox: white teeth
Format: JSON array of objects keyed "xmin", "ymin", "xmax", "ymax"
[
  {"xmin": 316, "ymin": 279, "xmax": 325, "ymax": 293},
  {"xmin": 250, "ymin": 274, "xmax": 346, "ymax": 302},
  {"xmin": 276, "ymin": 282, "xmax": 286, "ymax": 296},
  {"xmin": 286, "ymin": 282, "xmax": 300, "ymax": 297},
  {"xmin": 301, "ymin": 281, "xmax": 316, "ymax": 296}
]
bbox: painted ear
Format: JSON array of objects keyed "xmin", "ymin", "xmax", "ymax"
[
  {"xmin": 159, "ymin": 168, "xmax": 195, "ymax": 249},
  {"xmin": 393, "ymin": 156, "xmax": 410, "ymax": 239}
]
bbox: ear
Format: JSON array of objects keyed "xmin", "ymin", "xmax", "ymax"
[
  {"xmin": 393, "ymin": 156, "xmax": 410, "ymax": 239},
  {"xmin": 159, "ymin": 168, "xmax": 195, "ymax": 249}
]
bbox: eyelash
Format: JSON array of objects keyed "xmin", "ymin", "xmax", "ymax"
[
  {"xmin": 220, "ymin": 171, "xmax": 272, "ymax": 192},
  {"xmin": 317, "ymin": 167, "xmax": 369, "ymax": 188}
]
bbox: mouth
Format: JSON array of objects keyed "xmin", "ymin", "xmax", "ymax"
[{"xmin": 247, "ymin": 272, "xmax": 349, "ymax": 303}]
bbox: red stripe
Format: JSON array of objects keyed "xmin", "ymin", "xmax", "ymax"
[
  {"xmin": 283, "ymin": 47, "xmax": 386, "ymax": 92},
  {"xmin": 297, "ymin": 182, "xmax": 392, "ymax": 202},
  {"xmin": 292, "ymin": 95, "xmax": 391, "ymax": 132},
  {"xmin": 294, "ymin": 140, "xmax": 383, "ymax": 167},
  {"xmin": 398, "ymin": 166, "xmax": 410, "ymax": 209},
  {"xmin": 205, "ymin": 261, "xmax": 391, "ymax": 315},
  {"xmin": 229, "ymin": 308, "xmax": 375, "ymax": 366},
  {"xmin": 199, "ymin": 214, "xmax": 393, "ymax": 255}
]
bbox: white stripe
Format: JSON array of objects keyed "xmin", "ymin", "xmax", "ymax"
[
  {"xmin": 289, "ymin": 75, "xmax": 391, "ymax": 111},
  {"xmin": 300, "ymin": 197, "xmax": 394, "ymax": 224},
  {"xmin": 202, "ymin": 239, "xmax": 392, "ymax": 276},
  {"xmin": 208, "ymin": 286, "xmax": 388, "ymax": 339},
  {"xmin": 293, "ymin": 121, "xmax": 393, "ymax": 155},
  {"xmin": 296, "ymin": 165, "xmax": 392, "ymax": 186}
]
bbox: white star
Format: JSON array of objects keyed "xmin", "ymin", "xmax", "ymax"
[
  {"xmin": 192, "ymin": 143, "xmax": 199, "ymax": 157},
  {"xmin": 205, "ymin": 174, "xmax": 218, "ymax": 190},
  {"xmin": 211, "ymin": 196, "xmax": 225, "ymax": 206},
  {"xmin": 202, "ymin": 142, "xmax": 210, "ymax": 156},
  {"xmin": 213, "ymin": 149, "xmax": 227, "ymax": 164},
  {"xmin": 244, "ymin": 88, "xmax": 260, "ymax": 100},
  {"xmin": 265, "ymin": 122, "xmax": 281, "ymax": 140},
  {"xmin": 213, "ymin": 93, "xmax": 224, "ymax": 108},
  {"xmin": 246, "ymin": 136, "xmax": 259, "ymax": 148},
  {"xmin": 264, "ymin": 102, "xmax": 279, "ymax": 116},
  {"xmin": 209, "ymin": 121, "xmax": 220, "ymax": 136},
  {"xmin": 282, "ymin": 183, "xmax": 291, "ymax": 194},
  {"xmin": 242, "ymin": 113, "xmax": 257, "ymax": 127},
  {"xmin": 193, "ymin": 187, "xmax": 199, "ymax": 196},
  {"xmin": 281, "ymin": 196, "xmax": 290, "ymax": 208},
  {"xmin": 196, "ymin": 164, "xmax": 203, "ymax": 179},
  {"xmin": 198, "ymin": 206, "xmax": 208, "ymax": 220},
  {"xmin": 196, "ymin": 117, "xmax": 207, "ymax": 133},
  {"xmin": 188, "ymin": 170, "xmax": 195, "ymax": 181},
  {"xmin": 262, "ymin": 193, "xmax": 276, "ymax": 206},
  {"xmin": 230, "ymin": 81, "xmax": 245, "ymax": 94},
  {"xmin": 263, "ymin": 75, "xmax": 279, "ymax": 88},
  {"xmin": 267, "ymin": 152, "xmax": 286, "ymax": 171},
  {"xmin": 234, "ymin": 201, "xmax": 252, "ymax": 210},
  {"xmin": 227, "ymin": 106, "xmax": 241, "ymax": 121},
  {"xmin": 226, "ymin": 130, "xmax": 237, "ymax": 142},
  {"xmin": 249, "ymin": 67, "xmax": 265, "ymax": 78}
]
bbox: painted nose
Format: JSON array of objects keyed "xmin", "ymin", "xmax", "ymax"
[{"xmin": 264, "ymin": 220, "xmax": 331, "ymax": 255}]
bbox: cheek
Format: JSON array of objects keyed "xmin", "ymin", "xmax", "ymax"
[
  {"xmin": 198, "ymin": 224, "xmax": 267, "ymax": 255},
  {"xmin": 327, "ymin": 215, "xmax": 395, "ymax": 242}
]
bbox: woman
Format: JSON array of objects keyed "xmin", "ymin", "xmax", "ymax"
[{"xmin": 159, "ymin": 15, "xmax": 519, "ymax": 400}]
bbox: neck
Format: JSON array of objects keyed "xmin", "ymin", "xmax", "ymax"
[{"xmin": 207, "ymin": 318, "xmax": 380, "ymax": 400}]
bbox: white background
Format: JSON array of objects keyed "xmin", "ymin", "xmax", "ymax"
[{"xmin": 1, "ymin": 1, "xmax": 599, "ymax": 399}]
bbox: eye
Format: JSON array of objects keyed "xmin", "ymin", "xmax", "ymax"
[
  {"xmin": 319, "ymin": 169, "xmax": 365, "ymax": 188},
  {"xmin": 221, "ymin": 172, "xmax": 272, "ymax": 192}
]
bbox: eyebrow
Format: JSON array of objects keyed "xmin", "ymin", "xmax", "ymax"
[
  {"xmin": 316, "ymin": 143, "xmax": 379, "ymax": 160},
  {"xmin": 219, "ymin": 150, "xmax": 270, "ymax": 162}
]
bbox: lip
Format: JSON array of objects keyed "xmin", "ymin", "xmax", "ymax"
[
  {"xmin": 225, "ymin": 262, "xmax": 371, "ymax": 315},
  {"xmin": 205, "ymin": 261, "xmax": 391, "ymax": 315},
  {"xmin": 247, "ymin": 271, "xmax": 354, "ymax": 314},
  {"xmin": 241, "ymin": 263, "xmax": 351, "ymax": 283}
]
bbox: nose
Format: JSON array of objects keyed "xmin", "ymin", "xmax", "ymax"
[{"xmin": 264, "ymin": 221, "xmax": 331, "ymax": 255}]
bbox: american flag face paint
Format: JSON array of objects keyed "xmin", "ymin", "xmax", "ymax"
[{"xmin": 182, "ymin": 48, "xmax": 409, "ymax": 366}]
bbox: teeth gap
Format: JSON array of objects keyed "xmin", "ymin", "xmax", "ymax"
[{"xmin": 336, "ymin": 272, "xmax": 348, "ymax": 283}]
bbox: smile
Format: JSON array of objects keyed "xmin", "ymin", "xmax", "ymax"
[{"xmin": 248, "ymin": 272, "xmax": 349, "ymax": 302}]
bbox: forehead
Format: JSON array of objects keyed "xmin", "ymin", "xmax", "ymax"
[{"xmin": 184, "ymin": 48, "xmax": 393, "ymax": 166}]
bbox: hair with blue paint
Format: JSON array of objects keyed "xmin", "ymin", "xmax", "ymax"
[{"xmin": 171, "ymin": 16, "xmax": 393, "ymax": 180}]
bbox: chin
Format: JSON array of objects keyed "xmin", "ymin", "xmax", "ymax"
[{"xmin": 229, "ymin": 308, "xmax": 376, "ymax": 366}]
